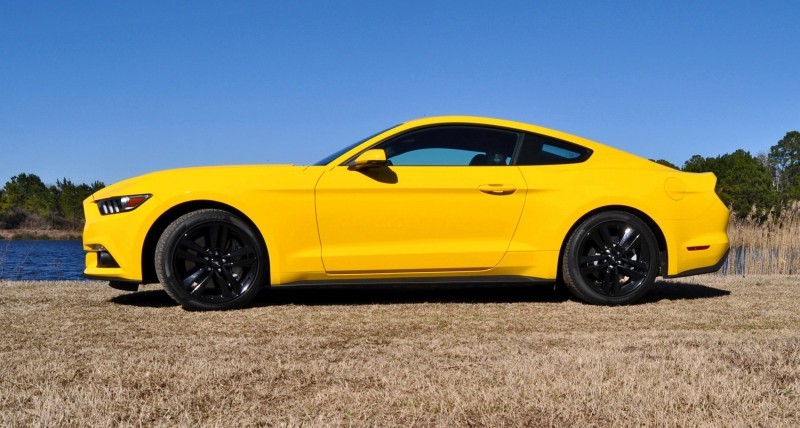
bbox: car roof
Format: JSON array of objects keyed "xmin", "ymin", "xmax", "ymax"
[
  {"xmin": 399, "ymin": 116, "xmax": 606, "ymax": 153},
  {"xmin": 331, "ymin": 115, "xmax": 669, "ymax": 171}
]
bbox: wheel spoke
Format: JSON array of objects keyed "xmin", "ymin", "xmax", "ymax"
[
  {"xmin": 618, "ymin": 228, "xmax": 639, "ymax": 250},
  {"xmin": 212, "ymin": 271, "xmax": 234, "ymax": 298},
  {"xmin": 580, "ymin": 254, "xmax": 606, "ymax": 265},
  {"xmin": 226, "ymin": 246, "xmax": 255, "ymax": 258},
  {"xmin": 182, "ymin": 267, "xmax": 206, "ymax": 289},
  {"xmin": 600, "ymin": 268, "xmax": 614, "ymax": 291},
  {"xmin": 190, "ymin": 274, "xmax": 212, "ymax": 295},
  {"xmin": 208, "ymin": 224, "xmax": 220, "ymax": 250},
  {"xmin": 581, "ymin": 257, "xmax": 611, "ymax": 274},
  {"xmin": 220, "ymin": 267, "xmax": 243, "ymax": 295},
  {"xmin": 219, "ymin": 225, "xmax": 229, "ymax": 252},
  {"xmin": 583, "ymin": 264, "xmax": 606, "ymax": 274},
  {"xmin": 618, "ymin": 265, "xmax": 646, "ymax": 279},
  {"xmin": 599, "ymin": 224, "xmax": 613, "ymax": 246},
  {"xmin": 179, "ymin": 237, "xmax": 209, "ymax": 256},
  {"xmin": 225, "ymin": 259, "xmax": 255, "ymax": 268},
  {"xmin": 588, "ymin": 230, "xmax": 607, "ymax": 250},
  {"xmin": 176, "ymin": 249, "xmax": 207, "ymax": 265},
  {"xmin": 611, "ymin": 279, "xmax": 622, "ymax": 296},
  {"xmin": 621, "ymin": 257, "xmax": 648, "ymax": 271},
  {"xmin": 214, "ymin": 269, "xmax": 238, "ymax": 298}
]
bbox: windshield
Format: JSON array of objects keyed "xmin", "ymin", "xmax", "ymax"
[{"xmin": 312, "ymin": 125, "xmax": 400, "ymax": 166}]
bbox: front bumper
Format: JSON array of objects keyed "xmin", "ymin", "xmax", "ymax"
[{"xmin": 82, "ymin": 196, "xmax": 158, "ymax": 282}]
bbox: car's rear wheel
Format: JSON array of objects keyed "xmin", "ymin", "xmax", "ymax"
[
  {"xmin": 562, "ymin": 211, "xmax": 659, "ymax": 305},
  {"xmin": 155, "ymin": 209, "xmax": 267, "ymax": 310}
]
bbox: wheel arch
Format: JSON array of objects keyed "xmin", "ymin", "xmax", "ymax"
[
  {"xmin": 556, "ymin": 205, "xmax": 668, "ymax": 281},
  {"xmin": 140, "ymin": 200, "xmax": 270, "ymax": 284}
]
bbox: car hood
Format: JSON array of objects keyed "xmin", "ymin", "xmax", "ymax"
[{"xmin": 89, "ymin": 164, "xmax": 312, "ymax": 201}]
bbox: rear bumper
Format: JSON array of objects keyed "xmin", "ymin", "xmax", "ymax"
[
  {"xmin": 662, "ymin": 195, "xmax": 730, "ymax": 277},
  {"xmin": 664, "ymin": 247, "xmax": 729, "ymax": 278}
]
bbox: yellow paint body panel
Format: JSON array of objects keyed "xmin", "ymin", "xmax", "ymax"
[
  {"xmin": 315, "ymin": 165, "xmax": 526, "ymax": 272},
  {"xmin": 83, "ymin": 116, "xmax": 729, "ymax": 285}
]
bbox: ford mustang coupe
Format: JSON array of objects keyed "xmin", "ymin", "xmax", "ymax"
[{"xmin": 83, "ymin": 116, "xmax": 730, "ymax": 310}]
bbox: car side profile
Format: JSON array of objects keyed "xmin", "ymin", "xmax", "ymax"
[{"xmin": 83, "ymin": 116, "xmax": 730, "ymax": 310}]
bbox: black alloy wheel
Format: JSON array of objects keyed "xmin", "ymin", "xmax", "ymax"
[
  {"xmin": 155, "ymin": 209, "xmax": 267, "ymax": 310},
  {"xmin": 562, "ymin": 211, "xmax": 659, "ymax": 305}
]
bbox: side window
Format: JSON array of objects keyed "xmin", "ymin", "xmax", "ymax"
[
  {"xmin": 375, "ymin": 126, "xmax": 519, "ymax": 166},
  {"xmin": 515, "ymin": 132, "xmax": 592, "ymax": 165}
]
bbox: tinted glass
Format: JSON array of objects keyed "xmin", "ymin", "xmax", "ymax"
[
  {"xmin": 375, "ymin": 126, "xmax": 519, "ymax": 166},
  {"xmin": 515, "ymin": 132, "xmax": 592, "ymax": 165}
]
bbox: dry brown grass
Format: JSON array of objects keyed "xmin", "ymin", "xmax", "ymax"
[
  {"xmin": 1, "ymin": 277, "xmax": 798, "ymax": 427},
  {"xmin": 724, "ymin": 203, "xmax": 800, "ymax": 275}
]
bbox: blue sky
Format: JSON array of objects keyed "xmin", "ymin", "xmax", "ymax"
[{"xmin": 1, "ymin": 1, "xmax": 798, "ymax": 185}]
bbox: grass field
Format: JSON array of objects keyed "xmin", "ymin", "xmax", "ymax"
[{"xmin": 1, "ymin": 276, "xmax": 798, "ymax": 427}]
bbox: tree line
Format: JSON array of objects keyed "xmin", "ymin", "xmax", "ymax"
[
  {"xmin": 0, "ymin": 130, "xmax": 797, "ymax": 230},
  {"xmin": 0, "ymin": 173, "xmax": 104, "ymax": 230},
  {"xmin": 653, "ymin": 130, "xmax": 799, "ymax": 218}
]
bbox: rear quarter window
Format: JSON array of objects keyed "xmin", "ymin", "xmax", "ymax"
[{"xmin": 516, "ymin": 133, "xmax": 592, "ymax": 165}]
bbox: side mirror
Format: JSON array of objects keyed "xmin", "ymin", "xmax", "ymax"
[{"xmin": 349, "ymin": 149, "xmax": 388, "ymax": 171}]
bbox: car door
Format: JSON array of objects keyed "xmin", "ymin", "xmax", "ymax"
[{"xmin": 314, "ymin": 125, "xmax": 527, "ymax": 273}]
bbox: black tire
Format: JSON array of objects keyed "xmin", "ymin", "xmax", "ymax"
[
  {"xmin": 155, "ymin": 209, "xmax": 267, "ymax": 310},
  {"xmin": 562, "ymin": 211, "xmax": 659, "ymax": 305}
]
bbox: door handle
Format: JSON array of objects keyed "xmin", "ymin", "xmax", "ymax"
[{"xmin": 478, "ymin": 184, "xmax": 517, "ymax": 195}]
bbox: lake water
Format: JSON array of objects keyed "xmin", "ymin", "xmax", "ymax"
[{"xmin": 0, "ymin": 240, "xmax": 87, "ymax": 280}]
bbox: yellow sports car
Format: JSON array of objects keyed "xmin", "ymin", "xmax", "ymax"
[{"xmin": 83, "ymin": 116, "xmax": 729, "ymax": 310}]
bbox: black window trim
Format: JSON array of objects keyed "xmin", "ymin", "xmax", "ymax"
[
  {"xmin": 339, "ymin": 123, "xmax": 593, "ymax": 167},
  {"xmin": 340, "ymin": 123, "xmax": 524, "ymax": 167}
]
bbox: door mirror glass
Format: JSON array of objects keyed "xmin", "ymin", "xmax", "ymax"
[{"xmin": 350, "ymin": 149, "xmax": 388, "ymax": 170}]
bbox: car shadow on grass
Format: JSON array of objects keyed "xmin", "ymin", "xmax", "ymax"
[
  {"xmin": 257, "ymin": 283, "xmax": 571, "ymax": 306},
  {"xmin": 109, "ymin": 279, "xmax": 730, "ymax": 308},
  {"xmin": 257, "ymin": 280, "xmax": 730, "ymax": 307},
  {"xmin": 110, "ymin": 289, "xmax": 179, "ymax": 307},
  {"xmin": 639, "ymin": 280, "xmax": 731, "ymax": 303},
  {"xmin": 109, "ymin": 284, "xmax": 572, "ymax": 308}
]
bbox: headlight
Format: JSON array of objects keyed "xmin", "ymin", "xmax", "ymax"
[{"xmin": 96, "ymin": 194, "xmax": 152, "ymax": 215}]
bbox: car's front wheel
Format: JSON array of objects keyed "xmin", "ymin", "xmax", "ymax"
[
  {"xmin": 562, "ymin": 211, "xmax": 659, "ymax": 305},
  {"xmin": 155, "ymin": 209, "xmax": 267, "ymax": 310}
]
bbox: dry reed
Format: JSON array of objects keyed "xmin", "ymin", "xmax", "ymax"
[{"xmin": 722, "ymin": 202, "xmax": 800, "ymax": 275}]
